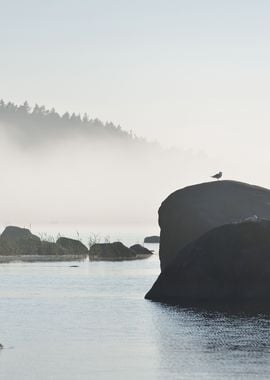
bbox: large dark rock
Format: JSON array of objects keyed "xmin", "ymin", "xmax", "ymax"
[
  {"xmin": 159, "ymin": 180, "xmax": 270, "ymax": 270},
  {"xmin": 56, "ymin": 237, "xmax": 88, "ymax": 255},
  {"xmin": 130, "ymin": 244, "xmax": 153, "ymax": 255},
  {"xmin": 1, "ymin": 226, "xmax": 40, "ymax": 241},
  {"xmin": 146, "ymin": 220, "xmax": 270, "ymax": 303},
  {"xmin": 0, "ymin": 226, "xmax": 41, "ymax": 255},
  {"xmin": 89, "ymin": 242, "xmax": 137, "ymax": 260}
]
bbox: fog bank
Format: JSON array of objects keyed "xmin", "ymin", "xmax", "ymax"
[{"xmin": 0, "ymin": 122, "xmax": 212, "ymax": 226}]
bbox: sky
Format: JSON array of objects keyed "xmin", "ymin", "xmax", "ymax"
[
  {"xmin": 1, "ymin": 0, "xmax": 270, "ymax": 225},
  {"xmin": 1, "ymin": 0, "xmax": 270, "ymax": 155}
]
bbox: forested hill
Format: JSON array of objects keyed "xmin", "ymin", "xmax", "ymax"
[
  {"xmin": 0, "ymin": 101, "xmax": 210, "ymax": 224},
  {"xmin": 0, "ymin": 100, "xmax": 146, "ymax": 147}
]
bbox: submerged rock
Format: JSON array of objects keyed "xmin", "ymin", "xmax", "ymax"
[
  {"xmin": 56, "ymin": 237, "xmax": 88, "ymax": 255},
  {"xmin": 144, "ymin": 236, "xmax": 160, "ymax": 243},
  {"xmin": 159, "ymin": 180, "xmax": 270, "ymax": 271},
  {"xmin": 130, "ymin": 244, "xmax": 153, "ymax": 255},
  {"xmin": 146, "ymin": 220, "xmax": 270, "ymax": 303}
]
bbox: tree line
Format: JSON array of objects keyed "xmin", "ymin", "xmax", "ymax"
[{"xmin": 0, "ymin": 100, "xmax": 142, "ymax": 145}]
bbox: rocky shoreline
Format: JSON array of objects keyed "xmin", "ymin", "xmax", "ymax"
[{"xmin": 0, "ymin": 226, "xmax": 153, "ymax": 262}]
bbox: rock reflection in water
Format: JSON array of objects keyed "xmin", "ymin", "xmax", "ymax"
[{"xmin": 150, "ymin": 302, "xmax": 270, "ymax": 379}]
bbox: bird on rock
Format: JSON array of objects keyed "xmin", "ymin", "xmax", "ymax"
[{"xmin": 211, "ymin": 171, "xmax": 222, "ymax": 180}]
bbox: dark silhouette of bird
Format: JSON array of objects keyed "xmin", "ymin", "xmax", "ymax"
[{"xmin": 211, "ymin": 171, "xmax": 222, "ymax": 180}]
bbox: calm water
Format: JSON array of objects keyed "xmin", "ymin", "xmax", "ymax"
[{"xmin": 0, "ymin": 228, "xmax": 270, "ymax": 379}]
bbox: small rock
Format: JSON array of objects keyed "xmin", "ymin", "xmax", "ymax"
[
  {"xmin": 89, "ymin": 242, "xmax": 136, "ymax": 260},
  {"xmin": 130, "ymin": 244, "xmax": 153, "ymax": 255},
  {"xmin": 57, "ymin": 237, "xmax": 88, "ymax": 255},
  {"xmin": 144, "ymin": 236, "xmax": 160, "ymax": 243}
]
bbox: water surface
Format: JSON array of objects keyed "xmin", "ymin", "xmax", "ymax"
[{"xmin": 0, "ymin": 240, "xmax": 270, "ymax": 379}]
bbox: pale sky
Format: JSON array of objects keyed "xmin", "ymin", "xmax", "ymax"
[
  {"xmin": 1, "ymin": 0, "xmax": 270, "ymax": 226},
  {"xmin": 1, "ymin": 0, "xmax": 270, "ymax": 168}
]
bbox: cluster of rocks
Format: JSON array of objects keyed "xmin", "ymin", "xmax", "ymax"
[
  {"xmin": 146, "ymin": 180, "xmax": 270, "ymax": 304},
  {"xmin": 89, "ymin": 242, "xmax": 153, "ymax": 261},
  {"xmin": 0, "ymin": 226, "xmax": 88, "ymax": 257},
  {"xmin": 0, "ymin": 226, "xmax": 153, "ymax": 261}
]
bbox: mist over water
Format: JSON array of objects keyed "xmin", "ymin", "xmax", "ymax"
[
  {"xmin": 1, "ymin": 100, "xmax": 268, "ymax": 230},
  {"xmin": 0, "ymin": 114, "xmax": 212, "ymax": 227}
]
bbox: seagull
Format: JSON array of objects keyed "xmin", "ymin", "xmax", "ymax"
[{"xmin": 211, "ymin": 171, "xmax": 222, "ymax": 180}]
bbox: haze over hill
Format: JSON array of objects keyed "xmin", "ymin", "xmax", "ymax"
[
  {"xmin": 0, "ymin": 100, "xmax": 212, "ymax": 226},
  {"xmin": 0, "ymin": 100, "xmax": 142, "ymax": 147}
]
